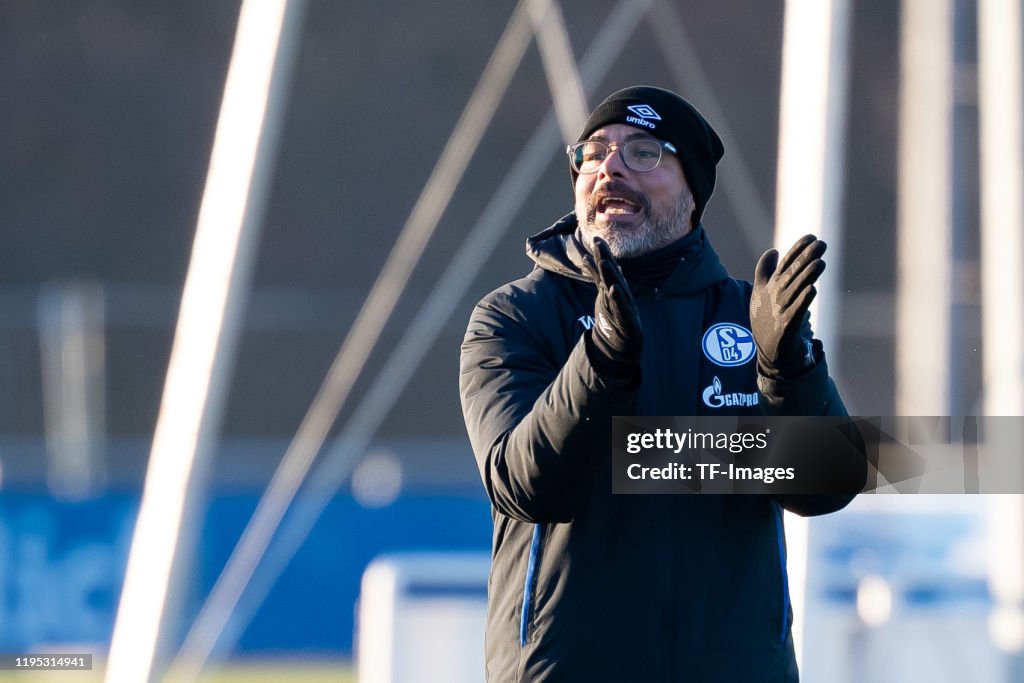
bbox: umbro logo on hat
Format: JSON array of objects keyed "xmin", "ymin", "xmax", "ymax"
[
  {"xmin": 625, "ymin": 103, "xmax": 660, "ymax": 129},
  {"xmin": 626, "ymin": 104, "xmax": 661, "ymax": 121}
]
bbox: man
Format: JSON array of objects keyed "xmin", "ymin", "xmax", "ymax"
[{"xmin": 459, "ymin": 85, "xmax": 862, "ymax": 681}]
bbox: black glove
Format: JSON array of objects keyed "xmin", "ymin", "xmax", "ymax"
[
  {"xmin": 586, "ymin": 236, "xmax": 642, "ymax": 378},
  {"xmin": 750, "ymin": 234, "xmax": 826, "ymax": 377}
]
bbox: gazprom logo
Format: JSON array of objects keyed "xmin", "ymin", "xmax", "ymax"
[
  {"xmin": 702, "ymin": 376, "xmax": 760, "ymax": 409},
  {"xmin": 625, "ymin": 104, "xmax": 660, "ymax": 130},
  {"xmin": 701, "ymin": 323, "xmax": 756, "ymax": 367}
]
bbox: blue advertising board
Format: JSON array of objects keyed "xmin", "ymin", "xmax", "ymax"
[{"xmin": 0, "ymin": 492, "xmax": 492, "ymax": 656}]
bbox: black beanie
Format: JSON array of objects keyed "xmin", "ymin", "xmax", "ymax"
[{"xmin": 571, "ymin": 85, "xmax": 725, "ymax": 223}]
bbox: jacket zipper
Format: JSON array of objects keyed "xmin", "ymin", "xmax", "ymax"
[{"xmin": 519, "ymin": 524, "xmax": 544, "ymax": 646}]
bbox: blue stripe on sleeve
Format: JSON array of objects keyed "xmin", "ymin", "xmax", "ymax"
[{"xmin": 519, "ymin": 524, "xmax": 543, "ymax": 646}]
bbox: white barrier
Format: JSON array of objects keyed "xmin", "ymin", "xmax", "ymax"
[{"xmin": 358, "ymin": 552, "xmax": 490, "ymax": 683}]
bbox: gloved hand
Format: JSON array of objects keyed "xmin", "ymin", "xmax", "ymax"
[
  {"xmin": 586, "ymin": 236, "xmax": 642, "ymax": 377},
  {"xmin": 750, "ymin": 234, "xmax": 826, "ymax": 377}
]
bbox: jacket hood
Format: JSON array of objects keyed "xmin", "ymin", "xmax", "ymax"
[{"xmin": 525, "ymin": 212, "xmax": 730, "ymax": 296}]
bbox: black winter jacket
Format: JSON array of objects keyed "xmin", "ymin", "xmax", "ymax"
[{"xmin": 459, "ymin": 215, "xmax": 857, "ymax": 682}]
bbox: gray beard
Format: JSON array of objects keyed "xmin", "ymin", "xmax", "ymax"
[{"xmin": 579, "ymin": 193, "xmax": 693, "ymax": 258}]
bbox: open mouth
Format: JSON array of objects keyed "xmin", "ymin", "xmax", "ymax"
[{"xmin": 596, "ymin": 195, "xmax": 643, "ymax": 216}]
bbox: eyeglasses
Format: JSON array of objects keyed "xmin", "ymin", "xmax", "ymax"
[{"xmin": 566, "ymin": 138, "xmax": 677, "ymax": 174}]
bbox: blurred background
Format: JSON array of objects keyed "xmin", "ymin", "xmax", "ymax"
[{"xmin": 1, "ymin": 0, "xmax": 1022, "ymax": 681}]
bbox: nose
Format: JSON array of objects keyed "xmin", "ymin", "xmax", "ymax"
[{"xmin": 597, "ymin": 144, "xmax": 628, "ymax": 179}]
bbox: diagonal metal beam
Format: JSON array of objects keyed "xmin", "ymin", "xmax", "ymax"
[
  {"xmin": 647, "ymin": 0, "xmax": 773, "ymax": 257},
  {"xmin": 528, "ymin": 0, "xmax": 589, "ymax": 142}
]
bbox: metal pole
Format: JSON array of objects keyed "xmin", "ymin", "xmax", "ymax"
[
  {"xmin": 979, "ymin": 1, "xmax": 1024, "ymax": 415},
  {"xmin": 104, "ymin": 1, "xmax": 305, "ymax": 681},
  {"xmin": 979, "ymin": 0, "xmax": 1024, "ymax": 677},
  {"xmin": 38, "ymin": 281, "xmax": 106, "ymax": 500},
  {"xmin": 774, "ymin": 0, "xmax": 852, "ymax": 669},
  {"xmin": 776, "ymin": 0, "xmax": 851, "ymax": 361},
  {"xmin": 896, "ymin": 0, "xmax": 954, "ymax": 416},
  {"xmin": 527, "ymin": 0, "xmax": 588, "ymax": 142}
]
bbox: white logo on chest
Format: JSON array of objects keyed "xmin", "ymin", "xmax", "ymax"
[{"xmin": 702, "ymin": 376, "xmax": 760, "ymax": 409}]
